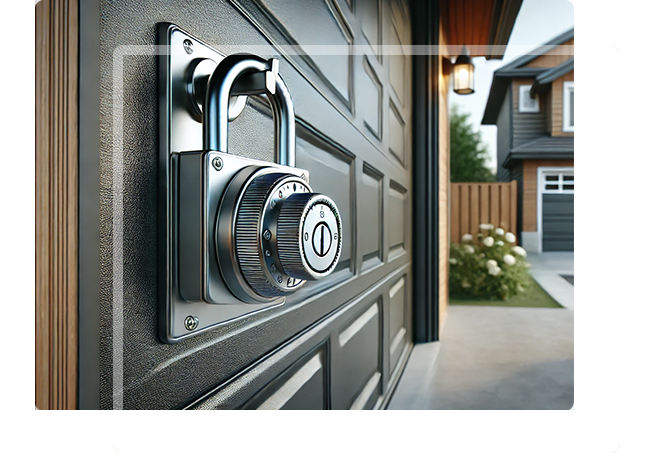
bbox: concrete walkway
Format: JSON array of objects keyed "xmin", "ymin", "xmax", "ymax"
[
  {"xmin": 527, "ymin": 252, "xmax": 574, "ymax": 310},
  {"xmin": 389, "ymin": 253, "xmax": 573, "ymax": 410}
]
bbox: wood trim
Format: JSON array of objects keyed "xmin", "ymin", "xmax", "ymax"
[
  {"xmin": 521, "ymin": 159, "xmax": 573, "ymax": 232},
  {"xmin": 36, "ymin": 0, "xmax": 79, "ymax": 410}
]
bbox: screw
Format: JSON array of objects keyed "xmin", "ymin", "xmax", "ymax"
[
  {"xmin": 276, "ymin": 275, "xmax": 283, "ymax": 283},
  {"xmin": 300, "ymin": 173, "xmax": 306, "ymax": 180},
  {"xmin": 263, "ymin": 229, "xmax": 272, "ymax": 241},
  {"xmin": 184, "ymin": 315, "xmax": 199, "ymax": 331},
  {"xmin": 212, "ymin": 156, "xmax": 223, "ymax": 171},
  {"xmin": 265, "ymin": 250, "xmax": 271, "ymax": 257},
  {"xmin": 183, "ymin": 39, "xmax": 194, "ymax": 54}
]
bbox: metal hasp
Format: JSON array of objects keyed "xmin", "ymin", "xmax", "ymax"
[
  {"xmin": 159, "ymin": 24, "xmax": 342, "ymax": 342},
  {"xmin": 203, "ymin": 54, "xmax": 296, "ymax": 167}
]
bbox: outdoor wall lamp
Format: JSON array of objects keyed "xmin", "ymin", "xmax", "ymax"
[{"xmin": 453, "ymin": 47, "xmax": 475, "ymax": 95}]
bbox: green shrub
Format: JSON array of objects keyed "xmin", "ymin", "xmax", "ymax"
[{"xmin": 449, "ymin": 225, "xmax": 532, "ymax": 300}]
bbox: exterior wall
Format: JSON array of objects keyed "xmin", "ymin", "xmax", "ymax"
[
  {"xmin": 95, "ymin": 0, "xmax": 414, "ymax": 410},
  {"xmin": 521, "ymin": 159, "xmax": 574, "ymax": 233},
  {"xmin": 526, "ymin": 38, "xmax": 574, "ymax": 68},
  {"xmin": 551, "ymin": 70, "xmax": 575, "ymax": 137},
  {"xmin": 512, "ymin": 78, "xmax": 548, "ymax": 147},
  {"xmin": 495, "ymin": 85, "xmax": 512, "ymax": 181},
  {"xmin": 438, "ymin": 16, "xmax": 451, "ymax": 332},
  {"xmin": 510, "ymin": 163, "xmax": 523, "ymax": 238}
]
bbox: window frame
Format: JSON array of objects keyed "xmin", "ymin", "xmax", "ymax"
[
  {"xmin": 563, "ymin": 81, "xmax": 574, "ymax": 132},
  {"xmin": 518, "ymin": 84, "xmax": 540, "ymax": 113}
]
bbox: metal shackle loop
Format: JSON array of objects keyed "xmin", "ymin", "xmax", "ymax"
[{"xmin": 203, "ymin": 54, "xmax": 296, "ymax": 167}]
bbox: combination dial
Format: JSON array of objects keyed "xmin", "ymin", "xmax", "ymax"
[{"xmin": 216, "ymin": 167, "xmax": 342, "ymax": 303}]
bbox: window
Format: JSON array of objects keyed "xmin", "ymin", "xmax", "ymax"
[
  {"xmin": 519, "ymin": 84, "xmax": 539, "ymax": 112},
  {"xmin": 542, "ymin": 171, "xmax": 574, "ymax": 193},
  {"xmin": 563, "ymin": 81, "xmax": 574, "ymax": 131}
]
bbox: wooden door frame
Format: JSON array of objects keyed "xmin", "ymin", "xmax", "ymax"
[{"xmin": 35, "ymin": 0, "xmax": 79, "ymax": 410}]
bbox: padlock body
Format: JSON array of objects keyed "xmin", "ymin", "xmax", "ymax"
[{"xmin": 174, "ymin": 150, "xmax": 309, "ymax": 304}]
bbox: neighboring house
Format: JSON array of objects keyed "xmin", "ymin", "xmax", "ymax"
[{"xmin": 482, "ymin": 28, "xmax": 574, "ymax": 253}]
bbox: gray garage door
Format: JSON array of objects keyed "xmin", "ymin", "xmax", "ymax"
[
  {"xmin": 98, "ymin": 0, "xmax": 413, "ymax": 409},
  {"xmin": 541, "ymin": 171, "xmax": 574, "ymax": 251}
]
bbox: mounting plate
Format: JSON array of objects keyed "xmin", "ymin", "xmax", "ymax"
[{"xmin": 157, "ymin": 23, "xmax": 296, "ymax": 343}]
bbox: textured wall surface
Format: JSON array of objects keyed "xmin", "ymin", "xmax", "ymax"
[{"xmin": 99, "ymin": 0, "xmax": 413, "ymax": 409}]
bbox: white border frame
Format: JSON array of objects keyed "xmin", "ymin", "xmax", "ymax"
[
  {"xmin": 519, "ymin": 84, "xmax": 540, "ymax": 113},
  {"xmin": 536, "ymin": 167, "xmax": 574, "ymax": 253},
  {"xmin": 563, "ymin": 81, "xmax": 574, "ymax": 132}
]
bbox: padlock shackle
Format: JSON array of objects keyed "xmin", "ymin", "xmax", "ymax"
[{"xmin": 203, "ymin": 54, "xmax": 296, "ymax": 168}]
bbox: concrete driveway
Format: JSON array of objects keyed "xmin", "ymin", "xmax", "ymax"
[{"xmin": 389, "ymin": 252, "xmax": 574, "ymax": 410}]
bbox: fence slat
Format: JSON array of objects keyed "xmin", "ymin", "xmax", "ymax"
[
  {"xmin": 450, "ymin": 182, "xmax": 518, "ymax": 243},
  {"xmin": 451, "ymin": 183, "xmax": 460, "ymax": 243}
]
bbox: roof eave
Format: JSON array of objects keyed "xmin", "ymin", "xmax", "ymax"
[{"xmin": 485, "ymin": 0, "xmax": 525, "ymax": 59}]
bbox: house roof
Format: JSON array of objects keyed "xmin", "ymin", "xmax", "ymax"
[
  {"xmin": 503, "ymin": 136, "xmax": 574, "ymax": 168},
  {"xmin": 482, "ymin": 28, "xmax": 574, "ymax": 124},
  {"xmin": 531, "ymin": 57, "xmax": 574, "ymax": 95},
  {"xmin": 443, "ymin": 0, "xmax": 524, "ymax": 59}
]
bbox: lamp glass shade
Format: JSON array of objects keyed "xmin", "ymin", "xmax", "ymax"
[{"xmin": 453, "ymin": 55, "xmax": 474, "ymax": 95}]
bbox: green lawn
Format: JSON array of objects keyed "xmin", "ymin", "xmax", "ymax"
[{"xmin": 449, "ymin": 278, "xmax": 563, "ymax": 308}]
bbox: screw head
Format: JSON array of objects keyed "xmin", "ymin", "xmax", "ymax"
[
  {"xmin": 300, "ymin": 173, "xmax": 306, "ymax": 180},
  {"xmin": 183, "ymin": 39, "xmax": 194, "ymax": 54},
  {"xmin": 184, "ymin": 315, "xmax": 199, "ymax": 331},
  {"xmin": 263, "ymin": 229, "xmax": 272, "ymax": 241},
  {"xmin": 212, "ymin": 156, "xmax": 223, "ymax": 171}
]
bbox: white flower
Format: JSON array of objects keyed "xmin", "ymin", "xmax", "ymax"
[
  {"xmin": 495, "ymin": 240, "xmax": 504, "ymax": 247},
  {"xmin": 486, "ymin": 259, "xmax": 497, "ymax": 269},
  {"xmin": 495, "ymin": 228, "xmax": 504, "ymax": 236},
  {"xmin": 503, "ymin": 254, "xmax": 516, "ymax": 266},
  {"xmin": 505, "ymin": 232, "xmax": 516, "ymax": 243},
  {"xmin": 511, "ymin": 246, "xmax": 527, "ymax": 257},
  {"xmin": 488, "ymin": 266, "xmax": 502, "ymax": 276},
  {"xmin": 461, "ymin": 234, "xmax": 473, "ymax": 243},
  {"xmin": 463, "ymin": 245, "xmax": 475, "ymax": 254},
  {"xmin": 483, "ymin": 236, "xmax": 495, "ymax": 247},
  {"xmin": 479, "ymin": 223, "xmax": 494, "ymax": 230},
  {"xmin": 449, "ymin": 258, "xmax": 457, "ymax": 265}
]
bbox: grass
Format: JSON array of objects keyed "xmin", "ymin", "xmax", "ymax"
[{"xmin": 449, "ymin": 278, "xmax": 563, "ymax": 308}]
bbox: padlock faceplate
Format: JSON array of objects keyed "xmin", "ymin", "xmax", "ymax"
[
  {"xmin": 171, "ymin": 149, "xmax": 309, "ymax": 338},
  {"xmin": 159, "ymin": 23, "xmax": 311, "ymax": 342}
]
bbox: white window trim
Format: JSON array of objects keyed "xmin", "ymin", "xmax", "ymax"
[
  {"xmin": 536, "ymin": 167, "xmax": 574, "ymax": 253},
  {"xmin": 563, "ymin": 81, "xmax": 574, "ymax": 132},
  {"xmin": 519, "ymin": 84, "xmax": 540, "ymax": 113}
]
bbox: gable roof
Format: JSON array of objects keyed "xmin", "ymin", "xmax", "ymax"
[
  {"xmin": 531, "ymin": 57, "xmax": 574, "ymax": 94},
  {"xmin": 482, "ymin": 28, "xmax": 574, "ymax": 124}
]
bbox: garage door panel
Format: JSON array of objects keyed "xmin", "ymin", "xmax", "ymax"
[
  {"xmin": 542, "ymin": 193, "xmax": 574, "ymax": 251},
  {"xmin": 100, "ymin": 0, "xmax": 412, "ymax": 409},
  {"xmin": 332, "ymin": 301, "xmax": 381, "ymax": 409}
]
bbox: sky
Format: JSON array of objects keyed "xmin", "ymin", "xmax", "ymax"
[{"xmin": 448, "ymin": 0, "xmax": 575, "ymax": 171}]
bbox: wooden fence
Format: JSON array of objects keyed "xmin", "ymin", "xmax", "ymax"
[{"xmin": 450, "ymin": 181, "xmax": 518, "ymax": 244}]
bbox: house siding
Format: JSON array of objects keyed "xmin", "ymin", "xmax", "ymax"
[
  {"xmin": 438, "ymin": 15, "xmax": 451, "ymax": 332},
  {"xmin": 551, "ymin": 70, "xmax": 574, "ymax": 137},
  {"xmin": 510, "ymin": 163, "xmax": 523, "ymax": 238},
  {"xmin": 495, "ymin": 85, "xmax": 512, "ymax": 181},
  {"xmin": 512, "ymin": 79, "xmax": 548, "ymax": 148},
  {"xmin": 521, "ymin": 159, "xmax": 574, "ymax": 232}
]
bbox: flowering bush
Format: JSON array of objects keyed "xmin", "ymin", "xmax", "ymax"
[{"xmin": 449, "ymin": 225, "xmax": 532, "ymax": 300}]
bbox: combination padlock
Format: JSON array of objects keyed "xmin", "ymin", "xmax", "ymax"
[{"xmin": 175, "ymin": 54, "xmax": 342, "ymax": 304}]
